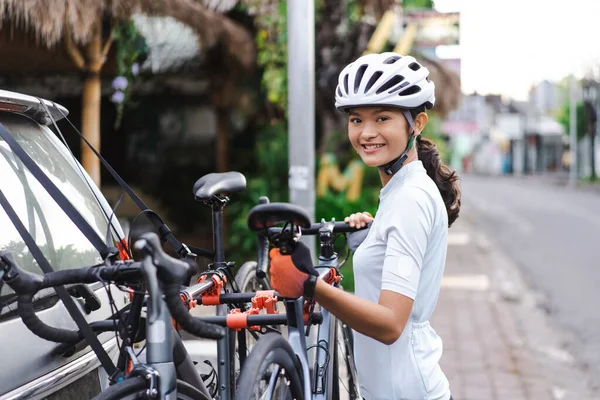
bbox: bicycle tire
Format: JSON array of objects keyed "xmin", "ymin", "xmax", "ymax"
[
  {"xmin": 332, "ymin": 320, "xmax": 361, "ymax": 400},
  {"xmin": 235, "ymin": 261, "xmax": 270, "ymax": 293},
  {"xmin": 92, "ymin": 376, "xmax": 210, "ymax": 400},
  {"xmin": 234, "ymin": 333, "xmax": 304, "ymax": 400},
  {"xmin": 233, "ymin": 260, "xmax": 276, "ymax": 372}
]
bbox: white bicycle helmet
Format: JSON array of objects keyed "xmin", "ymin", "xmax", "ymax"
[
  {"xmin": 335, "ymin": 52, "xmax": 435, "ymax": 112},
  {"xmin": 335, "ymin": 53, "xmax": 436, "ymax": 176}
]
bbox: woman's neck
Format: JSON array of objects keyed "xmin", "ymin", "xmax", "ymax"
[{"xmin": 379, "ymin": 150, "xmax": 419, "ymax": 187}]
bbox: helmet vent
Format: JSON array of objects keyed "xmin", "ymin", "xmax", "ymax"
[
  {"xmin": 388, "ymin": 81, "xmax": 410, "ymax": 94},
  {"xmin": 398, "ymin": 85, "xmax": 422, "ymax": 96},
  {"xmin": 408, "ymin": 62, "xmax": 421, "ymax": 71},
  {"xmin": 364, "ymin": 71, "xmax": 383, "ymax": 93},
  {"xmin": 354, "ymin": 64, "xmax": 369, "ymax": 93},
  {"xmin": 343, "ymin": 74, "xmax": 349, "ymax": 95},
  {"xmin": 376, "ymin": 75, "xmax": 405, "ymax": 94},
  {"xmin": 337, "ymin": 86, "xmax": 343, "ymax": 97},
  {"xmin": 383, "ymin": 55, "xmax": 402, "ymax": 64}
]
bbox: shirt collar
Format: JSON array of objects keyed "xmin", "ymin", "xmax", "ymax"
[{"xmin": 380, "ymin": 160, "xmax": 425, "ymax": 199}]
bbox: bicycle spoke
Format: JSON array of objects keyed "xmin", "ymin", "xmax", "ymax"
[{"xmin": 264, "ymin": 364, "xmax": 282, "ymax": 398}]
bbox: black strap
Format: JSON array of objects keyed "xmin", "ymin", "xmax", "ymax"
[
  {"xmin": 46, "ymin": 103, "xmax": 213, "ymax": 259},
  {"xmin": 0, "ymin": 187, "xmax": 118, "ymax": 378},
  {"xmin": 0, "ymin": 123, "xmax": 113, "ymax": 259}
]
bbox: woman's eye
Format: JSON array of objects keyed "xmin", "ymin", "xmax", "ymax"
[
  {"xmin": 350, "ymin": 118, "xmax": 361, "ymax": 124},
  {"xmin": 377, "ymin": 116, "xmax": 389, "ymax": 122}
]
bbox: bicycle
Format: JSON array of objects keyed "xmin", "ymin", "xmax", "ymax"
[
  {"xmin": 0, "ymin": 113, "xmax": 281, "ymax": 399},
  {"xmin": 0, "ymin": 93, "xmax": 277, "ymax": 399},
  {"xmin": 235, "ymin": 201, "xmax": 365, "ymax": 400},
  {"xmin": 0, "ymin": 231, "xmax": 227, "ymax": 399}
]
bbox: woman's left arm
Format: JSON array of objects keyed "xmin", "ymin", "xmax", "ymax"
[
  {"xmin": 315, "ymin": 187, "xmax": 435, "ymax": 345},
  {"xmin": 314, "ymin": 280, "xmax": 413, "ymax": 345}
]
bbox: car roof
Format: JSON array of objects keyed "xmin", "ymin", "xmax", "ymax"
[{"xmin": 0, "ymin": 89, "xmax": 69, "ymax": 125}]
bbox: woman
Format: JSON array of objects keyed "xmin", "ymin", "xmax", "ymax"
[{"xmin": 269, "ymin": 52, "xmax": 461, "ymax": 400}]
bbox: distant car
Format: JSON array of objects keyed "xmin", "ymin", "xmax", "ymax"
[{"xmin": 0, "ymin": 90, "xmax": 129, "ymax": 399}]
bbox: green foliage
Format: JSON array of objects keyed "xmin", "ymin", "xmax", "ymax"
[
  {"xmin": 251, "ymin": 1, "xmax": 288, "ymax": 110},
  {"xmin": 111, "ymin": 20, "xmax": 147, "ymax": 129},
  {"xmin": 422, "ymin": 113, "xmax": 450, "ymax": 163},
  {"xmin": 403, "ymin": 0, "xmax": 435, "ymax": 9},
  {"xmin": 227, "ymin": 121, "xmax": 289, "ymax": 263},
  {"xmin": 346, "ymin": 0, "xmax": 362, "ymax": 25},
  {"xmin": 315, "ymin": 163, "xmax": 380, "ymax": 221},
  {"xmin": 557, "ymin": 101, "xmax": 586, "ymax": 140}
]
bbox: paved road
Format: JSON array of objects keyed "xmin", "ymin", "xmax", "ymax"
[{"xmin": 461, "ymin": 174, "xmax": 600, "ymax": 387}]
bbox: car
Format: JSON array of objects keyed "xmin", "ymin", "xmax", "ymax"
[{"xmin": 0, "ymin": 89, "xmax": 129, "ymax": 399}]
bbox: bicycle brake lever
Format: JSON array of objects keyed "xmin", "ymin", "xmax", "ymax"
[
  {"xmin": 140, "ymin": 255, "xmax": 162, "ymax": 324},
  {"xmin": 67, "ymin": 284, "xmax": 102, "ymax": 313}
]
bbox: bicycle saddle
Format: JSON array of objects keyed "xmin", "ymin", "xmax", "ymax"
[
  {"xmin": 193, "ymin": 172, "xmax": 247, "ymax": 201},
  {"xmin": 247, "ymin": 202, "xmax": 311, "ymax": 231}
]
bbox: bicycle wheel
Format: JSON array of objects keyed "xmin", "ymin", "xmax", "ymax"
[
  {"xmin": 92, "ymin": 376, "xmax": 210, "ymax": 400},
  {"xmin": 235, "ymin": 261, "xmax": 270, "ymax": 293},
  {"xmin": 332, "ymin": 320, "xmax": 361, "ymax": 400},
  {"xmin": 234, "ymin": 333, "xmax": 304, "ymax": 400},
  {"xmin": 233, "ymin": 261, "xmax": 279, "ymax": 378}
]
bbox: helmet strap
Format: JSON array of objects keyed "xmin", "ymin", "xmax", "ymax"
[{"xmin": 378, "ymin": 110, "xmax": 417, "ymax": 176}]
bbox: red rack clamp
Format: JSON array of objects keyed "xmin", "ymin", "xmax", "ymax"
[
  {"xmin": 251, "ymin": 290, "xmax": 279, "ymax": 314},
  {"xmin": 227, "ymin": 307, "xmax": 261, "ymax": 331},
  {"xmin": 197, "ymin": 274, "xmax": 226, "ymax": 305},
  {"xmin": 180, "ymin": 293, "xmax": 198, "ymax": 310},
  {"xmin": 303, "ymin": 301, "xmax": 314, "ymax": 325},
  {"xmin": 325, "ymin": 268, "xmax": 342, "ymax": 285}
]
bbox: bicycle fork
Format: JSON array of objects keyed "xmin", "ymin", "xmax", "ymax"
[
  {"xmin": 285, "ymin": 298, "xmax": 313, "ymax": 400},
  {"xmin": 141, "ymin": 257, "xmax": 178, "ymax": 399}
]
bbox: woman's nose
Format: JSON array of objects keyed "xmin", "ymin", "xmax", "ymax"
[{"xmin": 360, "ymin": 122, "xmax": 378, "ymax": 140}]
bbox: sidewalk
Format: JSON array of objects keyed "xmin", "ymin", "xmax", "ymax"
[{"xmin": 432, "ymin": 213, "xmax": 599, "ymax": 400}]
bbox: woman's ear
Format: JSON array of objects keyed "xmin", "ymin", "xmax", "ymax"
[{"xmin": 414, "ymin": 112, "xmax": 429, "ymax": 136}]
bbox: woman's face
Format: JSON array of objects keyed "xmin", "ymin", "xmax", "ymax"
[{"xmin": 347, "ymin": 106, "xmax": 410, "ymax": 167}]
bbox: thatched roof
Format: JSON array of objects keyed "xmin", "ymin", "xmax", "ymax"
[
  {"xmin": 419, "ymin": 55, "xmax": 461, "ymax": 118},
  {"xmin": 0, "ymin": 0, "xmax": 255, "ymax": 69}
]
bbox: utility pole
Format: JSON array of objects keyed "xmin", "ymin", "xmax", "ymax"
[
  {"xmin": 593, "ymin": 81, "xmax": 599, "ymax": 181},
  {"xmin": 569, "ymin": 74, "xmax": 578, "ymax": 188},
  {"xmin": 287, "ymin": 0, "xmax": 316, "ymax": 253}
]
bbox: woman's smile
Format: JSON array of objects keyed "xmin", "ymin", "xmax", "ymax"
[{"xmin": 362, "ymin": 143, "xmax": 386, "ymax": 154}]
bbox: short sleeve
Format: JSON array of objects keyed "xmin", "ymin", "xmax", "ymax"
[{"xmin": 380, "ymin": 187, "xmax": 433, "ymax": 299}]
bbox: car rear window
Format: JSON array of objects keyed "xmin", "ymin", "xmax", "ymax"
[{"xmin": 0, "ymin": 112, "xmax": 117, "ymax": 298}]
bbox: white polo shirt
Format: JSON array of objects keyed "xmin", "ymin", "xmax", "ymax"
[{"xmin": 352, "ymin": 160, "xmax": 451, "ymax": 400}]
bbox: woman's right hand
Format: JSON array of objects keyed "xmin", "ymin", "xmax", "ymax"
[{"xmin": 344, "ymin": 211, "xmax": 374, "ymax": 228}]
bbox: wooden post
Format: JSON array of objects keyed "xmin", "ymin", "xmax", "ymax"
[
  {"xmin": 80, "ymin": 21, "xmax": 104, "ymax": 186},
  {"xmin": 81, "ymin": 73, "xmax": 101, "ymax": 185},
  {"xmin": 216, "ymin": 108, "xmax": 228, "ymax": 173},
  {"xmin": 65, "ymin": 15, "xmax": 112, "ymax": 188}
]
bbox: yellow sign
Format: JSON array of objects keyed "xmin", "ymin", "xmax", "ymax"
[{"xmin": 317, "ymin": 154, "xmax": 365, "ymax": 202}]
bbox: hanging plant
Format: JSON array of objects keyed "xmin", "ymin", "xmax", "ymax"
[{"xmin": 110, "ymin": 20, "xmax": 147, "ymax": 129}]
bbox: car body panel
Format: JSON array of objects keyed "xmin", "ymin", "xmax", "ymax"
[{"xmin": 0, "ymin": 90, "xmax": 130, "ymax": 398}]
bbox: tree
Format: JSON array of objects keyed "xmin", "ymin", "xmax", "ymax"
[
  {"xmin": 0, "ymin": 0, "xmax": 254, "ymax": 186},
  {"xmin": 558, "ymin": 101, "xmax": 586, "ymax": 140}
]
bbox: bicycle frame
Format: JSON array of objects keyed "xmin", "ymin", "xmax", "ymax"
[
  {"xmin": 210, "ymin": 197, "xmax": 234, "ymax": 400},
  {"xmin": 280, "ymin": 298, "xmax": 313, "ymax": 400},
  {"xmin": 132, "ymin": 256, "xmax": 179, "ymax": 398},
  {"xmin": 312, "ymin": 261, "xmax": 339, "ymax": 399},
  {"xmin": 262, "ymin": 220, "xmax": 361, "ymax": 400}
]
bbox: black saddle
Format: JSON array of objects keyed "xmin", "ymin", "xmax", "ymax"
[
  {"xmin": 193, "ymin": 172, "xmax": 246, "ymax": 201},
  {"xmin": 247, "ymin": 202, "xmax": 311, "ymax": 231}
]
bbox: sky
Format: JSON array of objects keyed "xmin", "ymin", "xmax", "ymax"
[{"xmin": 432, "ymin": 0, "xmax": 600, "ymax": 101}]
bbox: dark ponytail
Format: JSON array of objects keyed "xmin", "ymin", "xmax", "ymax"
[{"xmin": 410, "ymin": 107, "xmax": 461, "ymax": 227}]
